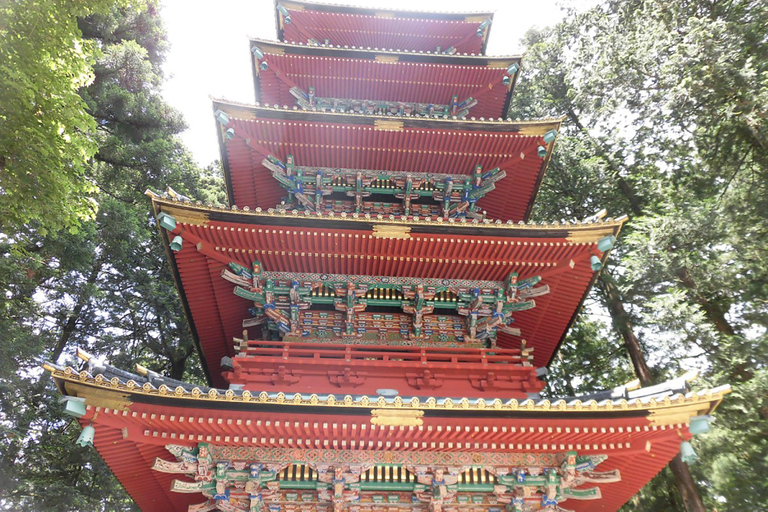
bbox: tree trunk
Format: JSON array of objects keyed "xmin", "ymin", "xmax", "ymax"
[
  {"xmin": 597, "ymin": 273, "xmax": 653, "ymax": 384},
  {"xmin": 598, "ymin": 271, "xmax": 707, "ymax": 512},
  {"xmin": 565, "ymin": 107, "xmax": 644, "ymax": 217},
  {"xmin": 674, "ymin": 266, "xmax": 736, "ymax": 336},
  {"xmin": 669, "ymin": 455, "xmax": 707, "ymax": 512},
  {"xmin": 169, "ymin": 355, "xmax": 188, "ymax": 381}
]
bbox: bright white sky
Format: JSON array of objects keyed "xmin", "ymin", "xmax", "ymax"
[{"xmin": 160, "ymin": 0, "xmax": 576, "ymax": 166}]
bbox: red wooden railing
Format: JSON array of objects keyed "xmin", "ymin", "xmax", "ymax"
[{"xmin": 238, "ymin": 340, "xmax": 533, "ymax": 368}]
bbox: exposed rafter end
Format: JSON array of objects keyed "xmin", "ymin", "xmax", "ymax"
[{"xmin": 77, "ymin": 347, "xmax": 94, "ymax": 362}]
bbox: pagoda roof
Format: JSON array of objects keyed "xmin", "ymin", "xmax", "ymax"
[
  {"xmin": 149, "ymin": 196, "xmax": 624, "ymax": 387},
  {"xmin": 47, "ymin": 354, "xmax": 730, "ymax": 512},
  {"xmin": 213, "ymin": 99, "xmax": 563, "ymax": 223},
  {"xmin": 274, "ymin": 1, "xmax": 495, "ymax": 55},
  {"xmin": 249, "ymin": 39, "xmax": 520, "ymax": 119}
]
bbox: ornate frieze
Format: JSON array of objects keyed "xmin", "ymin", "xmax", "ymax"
[
  {"xmin": 155, "ymin": 444, "xmax": 619, "ymax": 512},
  {"xmin": 289, "ymin": 87, "xmax": 478, "ymax": 120},
  {"xmin": 263, "ymin": 155, "xmax": 505, "ymax": 219},
  {"xmin": 224, "ymin": 260, "xmax": 547, "ymax": 344}
]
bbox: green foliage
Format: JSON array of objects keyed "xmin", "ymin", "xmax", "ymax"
[
  {"xmin": 695, "ymin": 367, "xmax": 768, "ymax": 506},
  {"xmin": 515, "ymin": 0, "xmax": 768, "ymax": 509},
  {"xmin": 0, "ymin": 0, "xmax": 123, "ymax": 234},
  {"xmin": 0, "ymin": 235, "xmax": 138, "ymax": 509},
  {"xmin": 0, "ymin": 1, "xmax": 225, "ymax": 509},
  {"xmin": 546, "ymin": 315, "xmax": 635, "ymax": 397}
]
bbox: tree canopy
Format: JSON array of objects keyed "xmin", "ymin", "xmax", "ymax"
[
  {"xmin": 513, "ymin": 0, "xmax": 767, "ymax": 508},
  {"xmin": 0, "ymin": 0, "xmax": 123, "ymax": 234},
  {"xmin": 0, "ymin": 1, "xmax": 223, "ymax": 509}
]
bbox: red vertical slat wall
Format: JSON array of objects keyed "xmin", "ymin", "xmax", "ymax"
[
  {"xmin": 282, "ymin": 10, "xmax": 485, "ymax": 54},
  {"xmin": 86, "ymin": 423, "xmax": 200, "ymax": 512},
  {"xmin": 224, "ymin": 116, "xmax": 548, "ymax": 221},
  {"xmin": 257, "ymin": 52, "xmax": 509, "ymax": 119}
]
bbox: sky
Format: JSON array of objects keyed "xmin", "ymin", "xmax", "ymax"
[{"xmin": 159, "ymin": 0, "xmax": 576, "ymax": 166}]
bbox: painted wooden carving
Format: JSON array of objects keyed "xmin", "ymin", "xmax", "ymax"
[
  {"xmin": 155, "ymin": 444, "xmax": 619, "ymax": 512},
  {"xmin": 224, "ymin": 262, "xmax": 549, "ymax": 345},
  {"xmin": 263, "ymin": 155, "xmax": 505, "ymax": 218},
  {"xmin": 288, "ymin": 85, "xmax": 478, "ymax": 119}
]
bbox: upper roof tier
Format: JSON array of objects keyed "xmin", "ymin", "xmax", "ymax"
[
  {"xmin": 250, "ymin": 39, "xmax": 521, "ymax": 120},
  {"xmin": 214, "ymin": 100, "xmax": 562, "ymax": 223},
  {"xmin": 148, "ymin": 196, "xmax": 624, "ymax": 387},
  {"xmin": 274, "ymin": 0, "xmax": 495, "ymax": 55}
]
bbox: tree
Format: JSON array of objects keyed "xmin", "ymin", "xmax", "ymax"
[
  {"xmin": 0, "ymin": 0, "xmax": 124, "ymax": 234},
  {"xmin": 0, "ymin": 2, "xmax": 225, "ymax": 509},
  {"xmin": 512, "ymin": 0, "xmax": 768, "ymax": 508}
]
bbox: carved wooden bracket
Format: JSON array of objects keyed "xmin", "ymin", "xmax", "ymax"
[
  {"xmin": 468, "ymin": 372, "xmax": 525, "ymax": 392},
  {"xmin": 267, "ymin": 366, "xmax": 300, "ymax": 386},
  {"xmin": 406, "ymin": 370, "xmax": 444, "ymax": 390},
  {"xmin": 327, "ymin": 368, "xmax": 367, "ymax": 388}
]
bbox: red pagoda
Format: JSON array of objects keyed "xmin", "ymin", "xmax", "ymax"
[{"xmin": 48, "ymin": 2, "xmax": 729, "ymax": 511}]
